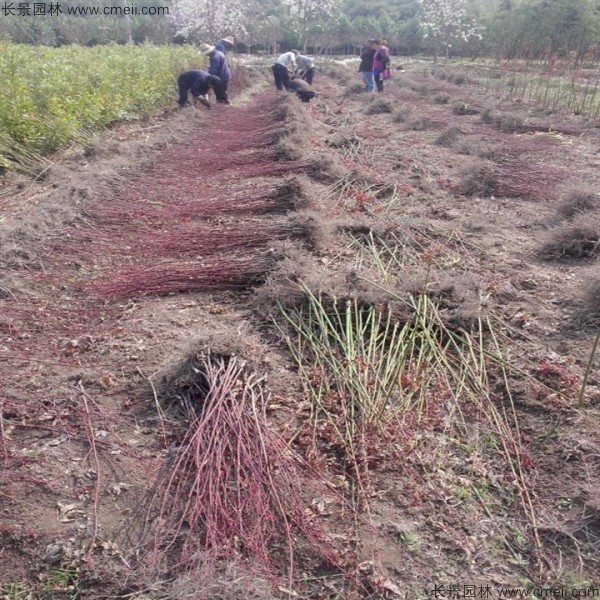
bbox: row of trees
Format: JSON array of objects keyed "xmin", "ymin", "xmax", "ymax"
[{"xmin": 0, "ymin": 0, "xmax": 598, "ymax": 61}]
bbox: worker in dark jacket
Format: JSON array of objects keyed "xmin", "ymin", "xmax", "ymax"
[
  {"xmin": 358, "ymin": 39, "xmax": 377, "ymax": 93},
  {"xmin": 215, "ymin": 37, "xmax": 234, "ymax": 54},
  {"xmin": 176, "ymin": 70, "xmax": 229, "ymax": 108},
  {"xmin": 200, "ymin": 43, "xmax": 231, "ymax": 91},
  {"xmin": 288, "ymin": 76, "xmax": 317, "ymax": 103}
]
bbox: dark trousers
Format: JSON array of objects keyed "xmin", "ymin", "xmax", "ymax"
[
  {"xmin": 177, "ymin": 79, "xmax": 190, "ymax": 106},
  {"xmin": 301, "ymin": 67, "xmax": 315, "ymax": 85},
  {"xmin": 374, "ymin": 73, "xmax": 384, "ymax": 92},
  {"xmin": 272, "ymin": 63, "xmax": 291, "ymax": 91},
  {"xmin": 177, "ymin": 81, "xmax": 201, "ymax": 106}
]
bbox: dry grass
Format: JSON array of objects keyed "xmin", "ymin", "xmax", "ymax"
[
  {"xmin": 327, "ymin": 132, "xmax": 361, "ymax": 149},
  {"xmin": 275, "ymin": 136, "xmax": 305, "ymax": 161},
  {"xmin": 435, "ymin": 126, "xmax": 462, "ymax": 148},
  {"xmin": 344, "ymin": 82, "xmax": 365, "ymax": 96},
  {"xmin": 363, "ymin": 98, "xmax": 394, "ymax": 115},
  {"xmin": 405, "ymin": 116, "xmax": 433, "ymax": 131},
  {"xmin": 320, "ymin": 62, "xmax": 351, "ymax": 84},
  {"xmin": 557, "ymin": 187, "xmax": 599, "ymax": 219},
  {"xmin": 482, "ymin": 109, "xmax": 526, "ymax": 132},
  {"xmin": 307, "ymin": 153, "xmax": 348, "ymax": 183},
  {"xmin": 393, "ymin": 107, "xmax": 413, "ymax": 123},
  {"xmin": 452, "ymin": 101, "xmax": 480, "ymax": 115},
  {"xmin": 273, "ymin": 176, "xmax": 310, "ymax": 211},
  {"xmin": 459, "ymin": 163, "xmax": 499, "ymax": 196},
  {"xmin": 433, "ymin": 93, "xmax": 451, "ymax": 104},
  {"xmin": 540, "ymin": 214, "xmax": 600, "ymax": 260},
  {"xmin": 165, "ymin": 563, "xmax": 277, "ymax": 600},
  {"xmin": 580, "ymin": 276, "xmax": 600, "ymax": 324}
]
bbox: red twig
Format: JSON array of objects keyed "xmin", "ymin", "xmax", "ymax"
[
  {"xmin": 78, "ymin": 382, "xmax": 101, "ymax": 565},
  {"xmin": 143, "ymin": 354, "xmax": 340, "ymax": 583}
]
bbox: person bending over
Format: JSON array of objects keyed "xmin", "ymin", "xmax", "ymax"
[
  {"xmin": 177, "ymin": 70, "xmax": 229, "ymax": 108},
  {"xmin": 296, "ymin": 54, "xmax": 315, "ymax": 85},
  {"xmin": 289, "ymin": 77, "xmax": 317, "ymax": 103},
  {"xmin": 272, "ymin": 49, "xmax": 298, "ymax": 91}
]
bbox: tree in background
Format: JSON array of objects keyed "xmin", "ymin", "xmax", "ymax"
[
  {"xmin": 171, "ymin": 0, "xmax": 248, "ymax": 42},
  {"xmin": 0, "ymin": 0, "xmax": 597, "ymax": 63},
  {"xmin": 283, "ymin": 0, "xmax": 342, "ymax": 52},
  {"xmin": 419, "ymin": 0, "xmax": 483, "ymax": 60},
  {"xmin": 0, "ymin": 0, "xmax": 173, "ymax": 46}
]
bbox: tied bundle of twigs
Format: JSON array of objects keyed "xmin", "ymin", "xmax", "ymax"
[
  {"xmin": 90, "ymin": 255, "xmax": 273, "ymax": 298},
  {"xmin": 60, "ymin": 221, "xmax": 304, "ymax": 264},
  {"xmin": 142, "ymin": 354, "xmax": 339, "ymax": 581}
]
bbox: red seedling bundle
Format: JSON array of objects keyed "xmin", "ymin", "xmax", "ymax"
[
  {"xmin": 495, "ymin": 158, "xmax": 569, "ymax": 200},
  {"xmin": 142, "ymin": 221, "xmax": 306, "ymax": 258},
  {"xmin": 141, "ymin": 353, "xmax": 341, "ymax": 582},
  {"xmin": 90, "ymin": 254, "xmax": 273, "ymax": 298}
]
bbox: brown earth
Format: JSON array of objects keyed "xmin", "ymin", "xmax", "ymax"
[{"xmin": 0, "ymin": 62, "xmax": 599, "ymax": 598}]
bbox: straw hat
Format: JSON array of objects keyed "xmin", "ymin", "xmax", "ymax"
[
  {"xmin": 199, "ymin": 43, "xmax": 215, "ymax": 55},
  {"xmin": 220, "ymin": 37, "xmax": 234, "ymax": 47}
]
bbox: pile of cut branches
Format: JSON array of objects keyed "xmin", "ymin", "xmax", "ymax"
[{"xmin": 139, "ymin": 353, "xmax": 341, "ymax": 584}]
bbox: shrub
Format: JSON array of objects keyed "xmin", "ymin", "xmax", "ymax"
[
  {"xmin": 557, "ymin": 188, "xmax": 599, "ymax": 219},
  {"xmin": 449, "ymin": 73, "xmax": 468, "ymax": 85},
  {"xmin": 0, "ymin": 41, "xmax": 200, "ymax": 168},
  {"xmin": 481, "ymin": 108, "xmax": 526, "ymax": 131}
]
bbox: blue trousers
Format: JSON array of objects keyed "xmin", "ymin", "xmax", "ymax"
[{"xmin": 360, "ymin": 71, "xmax": 374, "ymax": 93}]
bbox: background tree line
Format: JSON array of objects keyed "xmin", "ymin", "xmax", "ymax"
[{"xmin": 0, "ymin": 0, "xmax": 598, "ymax": 62}]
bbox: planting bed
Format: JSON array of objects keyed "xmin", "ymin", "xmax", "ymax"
[{"xmin": 0, "ymin": 61, "xmax": 599, "ymax": 598}]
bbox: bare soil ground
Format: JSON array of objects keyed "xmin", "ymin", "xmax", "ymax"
[{"xmin": 1, "ymin": 62, "xmax": 599, "ymax": 598}]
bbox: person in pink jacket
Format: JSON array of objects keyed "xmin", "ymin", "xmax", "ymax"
[{"xmin": 373, "ymin": 40, "xmax": 391, "ymax": 93}]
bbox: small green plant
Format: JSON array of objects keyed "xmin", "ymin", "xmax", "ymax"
[
  {"xmin": 400, "ymin": 531, "xmax": 423, "ymax": 554},
  {"xmin": 1, "ymin": 581, "xmax": 34, "ymax": 600},
  {"xmin": 42, "ymin": 567, "xmax": 81, "ymax": 599}
]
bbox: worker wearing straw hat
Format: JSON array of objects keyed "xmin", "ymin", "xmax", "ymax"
[
  {"xmin": 199, "ymin": 43, "xmax": 231, "ymax": 91},
  {"xmin": 216, "ymin": 36, "xmax": 234, "ymax": 54}
]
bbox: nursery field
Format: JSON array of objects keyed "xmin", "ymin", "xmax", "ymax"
[
  {"xmin": 0, "ymin": 56, "xmax": 599, "ymax": 599},
  {"xmin": 0, "ymin": 42, "xmax": 199, "ymax": 173}
]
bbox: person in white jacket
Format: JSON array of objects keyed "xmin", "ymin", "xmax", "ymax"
[{"xmin": 272, "ymin": 50, "xmax": 298, "ymax": 91}]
